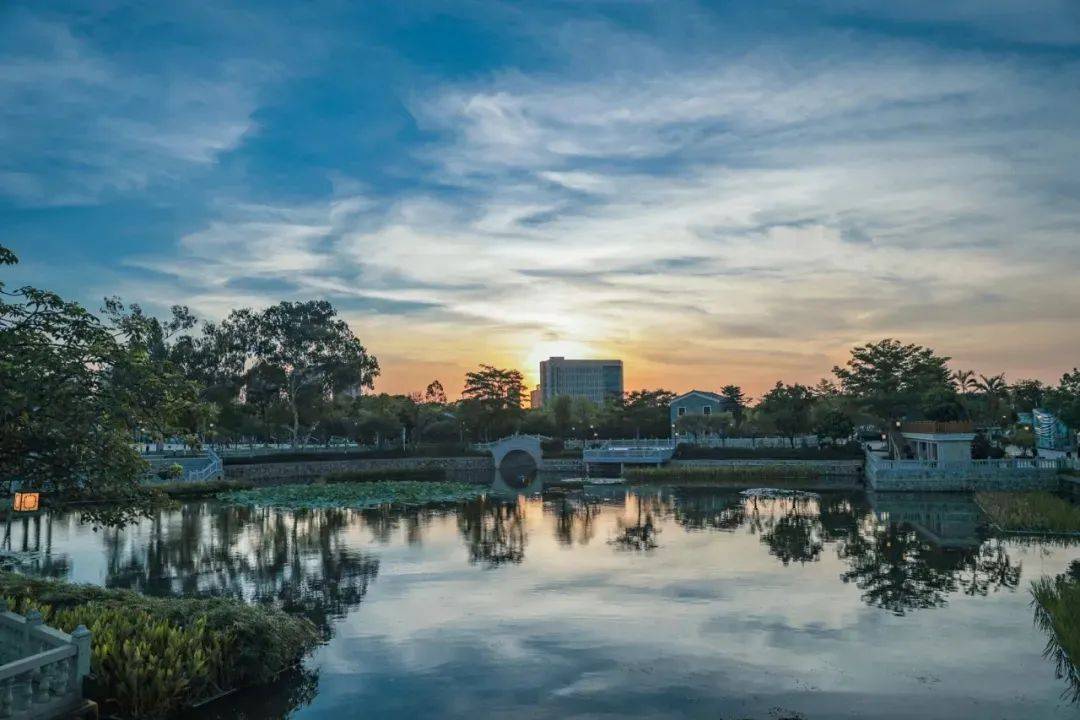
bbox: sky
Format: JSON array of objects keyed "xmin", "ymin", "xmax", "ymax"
[{"xmin": 2, "ymin": 1, "xmax": 1079, "ymax": 399}]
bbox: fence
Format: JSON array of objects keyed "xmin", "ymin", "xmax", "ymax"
[
  {"xmin": 0, "ymin": 603, "xmax": 91, "ymax": 719},
  {"xmin": 864, "ymin": 449, "xmax": 1076, "ymax": 491}
]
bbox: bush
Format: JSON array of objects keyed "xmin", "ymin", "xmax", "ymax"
[
  {"xmin": 322, "ymin": 468, "xmax": 446, "ymax": 483},
  {"xmin": 673, "ymin": 444, "xmax": 862, "ymax": 460},
  {"xmin": 0, "ymin": 575, "xmax": 319, "ymax": 719},
  {"xmin": 156, "ymin": 463, "xmax": 185, "ymax": 481}
]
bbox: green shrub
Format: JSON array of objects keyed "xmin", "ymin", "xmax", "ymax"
[
  {"xmin": 155, "ymin": 463, "xmax": 185, "ymax": 481},
  {"xmin": 322, "ymin": 468, "xmax": 446, "ymax": 483},
  {"xmin": 0, "ymin": 575, "xmax": 319, "ymax": 719}
]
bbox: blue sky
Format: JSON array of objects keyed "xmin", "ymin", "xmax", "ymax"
[{"xmin": 2, "ymin": 0, "xmax": 1079, "ymax": 395}]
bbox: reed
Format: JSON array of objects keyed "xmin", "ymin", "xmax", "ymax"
[{"xmin": 976, "ymin": 492, "xmax": 1080, "ymax": 534}]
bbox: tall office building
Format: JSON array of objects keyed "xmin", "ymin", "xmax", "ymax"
[{"xmin": 539, "ymin": 357, "xmax": 623, "ymax": 406}]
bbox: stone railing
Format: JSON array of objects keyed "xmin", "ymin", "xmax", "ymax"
[
  {"xmin": 0, "ymin": 603, "xmax": 91, "ymax": 719},
  {"xmin": 864, "ymin": 449, "xmax": 1075, "ymax": 491}
]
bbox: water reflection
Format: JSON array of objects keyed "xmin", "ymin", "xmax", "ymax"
[
  {"xmin": 12, "ymin": 483, "xmax": 1078, "ymax": 718},
  {"xmin": 457, "ymin": 497, "xmax": 527, "ymax": 567}
]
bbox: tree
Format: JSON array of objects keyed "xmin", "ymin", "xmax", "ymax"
[
  {"xmin": 832, "ymin": 339, "xmax": 953, "ymax": 421},
  {"xmin": 813, "ymin": 406, "xmax": 855, "ymax": 445},
  {"xmin": 235, "ymin": 301, "xmax": 379, "ymax": 447},
  {"xmin": 423, "ymin": 380, "xmax": 447, "ymax": 405},
  {"xmin": 1046, "ymin": 369, "xmax": 1080, "ymax": 431},
  {"xmin": 461, "ymin": 365, "xmax": 525, "ymax": 440},
  {"xmin": 720, "ymin": 385, "xmax": 747, "ymax": 426},
  {"xmin": 756, "ymin": 382, "xmax": 815, "ymax": 445},
  {"xmin": 0, "ymin": 245, "xmax": 160, "ymax": 524},
  {"xmin": 951, "ymin": 370, "xmax": 978, "ymax": 394},
  {"xmin": 621, "ymin": 389, "xmax": 677, "ymax": 438},
  {"xmin": 1009, "ymin": 379, "xmax": 1045, "ymax": 414},
  {"xmin": 100, "ymin": 299, "xmax": 206, "ymax": 448}
]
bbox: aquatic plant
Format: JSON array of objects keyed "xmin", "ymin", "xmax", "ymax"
[
  {"xmin": 0, "ymin": 574, "xmax": 319, "ymax": 718},
  {"xmin": 976, "ymin": 492, "xmax": 1080, "ymax": 535},
  {"xmin": 321, "ymin": 467, "xmax": 446, "ymax": 483},
  {"xmin": 219, "ymin": 480, "xmax": 485, "ymax": 509},
  {"xmin": 1032, "ymin": 573, "xmax": 1080, "ymax": 701}
]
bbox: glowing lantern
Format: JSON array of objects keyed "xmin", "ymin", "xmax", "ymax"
[{"xmin": 13, "ymin": 492, "xmax": 40, "ymax": 512}]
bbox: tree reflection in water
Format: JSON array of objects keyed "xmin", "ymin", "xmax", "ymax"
[
  {"xmin": 626, "ymin": 487, "xmax": 1023, "ymax": 614},
  {"xmin": 457, "ymin": 496, "xmax": 526, "ymax": 567},
  {"xmin": 549, "ymin": 494, "xmax": 601, "ymax": 547},
  {"xmin": 96, "ymin": 502, "xmax": 380, "ymax": 638},
  {"xmin": 610, "ymin": 493, "xmax": 661, "ymax": 552}
]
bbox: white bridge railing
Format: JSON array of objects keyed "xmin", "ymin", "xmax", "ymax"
[{"xmin": 0, "ymin": 603, "xmax": 91, "ymax": 719}]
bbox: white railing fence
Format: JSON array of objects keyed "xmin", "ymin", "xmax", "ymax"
[
  {"xmin": 0, "ymin": 603, "xmax": 90, "ymax": 719},
  {"xmin": 864, "ymin": 449, "xmax": 1078, "ymax": 481},
  {"xmin": 185, "ymin": 448, "xmax": 223, "ymax": 483}
]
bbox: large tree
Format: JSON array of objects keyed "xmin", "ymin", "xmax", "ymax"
[
  {"xmin": 234, "ymin": 301, "xmax": 379, "ymax": 447},
  {"xmin": 1046, "ymin": 369, "xmax": 1080, "ymax": 431},
  {"xmin": 755, "ymin": 382, "xmax": 816, "ymax": 446},
  {"xmin": 0, "ymin": 246, "xmax": 161, "ymax": 524},
  {"xmin": 832, "ymin": 339, "xmax": 953, "ymax": 422},
  {"xmin": 461, "ymin": 365, "xmax": 526, "ymax": 440}
]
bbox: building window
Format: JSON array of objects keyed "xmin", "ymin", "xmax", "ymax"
[
  {"xmin": 703, "ymin": 405, "xmax": 711, "ymax": 415},
  {"xmin": 677, "ymin": 407, "xmax": 686, "ymax": 416}
]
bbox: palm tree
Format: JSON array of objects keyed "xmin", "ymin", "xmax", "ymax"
[
  {"xmin": 977, "ymin": 373, "xmax": 1007, "ymax": 396},
  {"xmin": 951, "ymin": 370, "xmax": 978, "ymax": 394}
]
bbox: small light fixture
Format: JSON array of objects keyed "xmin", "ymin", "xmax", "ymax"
[{"xmin": 13, "ymin": 492, "xmax": 40, "ymax": 513}]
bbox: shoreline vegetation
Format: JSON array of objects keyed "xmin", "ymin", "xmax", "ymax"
[
  {"xmin": 0, "ymin": 574, "xmax": 318, "ymax": 719},
  {"xmin": 976, "ymin": 492, "xmax": 1080, "ymax": 535},
  {"xmin": 622, "ymin": 466, "xmax": 832, "ymax": 485},
  {"xmin": 218, "ymin": 480, "xmax": 486, "ymax": 510},
  {"xmin": 1032, "ymin": 574, "xmax": 1080, "ymax": 701}
]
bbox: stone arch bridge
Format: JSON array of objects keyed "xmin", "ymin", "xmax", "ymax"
[{"xmin": 474, "ymin": 434, "xmax": 548, "ymax": 468}]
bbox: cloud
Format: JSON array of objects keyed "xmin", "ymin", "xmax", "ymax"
[
  {"xmin": 0, "ymin": 10, "xmax": 266, "ymax": 207},
  {"xmin": 9, "ymin": 2, "xmax": 1079, "ymax": 393}
]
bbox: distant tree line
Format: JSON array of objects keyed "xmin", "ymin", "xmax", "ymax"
[{"xmin": 3, "ymin": 240, "xmax": 1079, "ymax": 522}]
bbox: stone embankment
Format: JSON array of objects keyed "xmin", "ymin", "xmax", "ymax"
[{"xmin": 225, "ymin": 456, "xmax": 492, "ymax": 482}]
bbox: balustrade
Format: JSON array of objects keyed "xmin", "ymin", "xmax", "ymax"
[{"xmin": 0, "ymin": 602, "xmax": 90, "ymax": 720}]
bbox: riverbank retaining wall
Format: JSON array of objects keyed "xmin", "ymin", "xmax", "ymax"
[
  {"xmin": 225, "ymin": 456, "xmax": 492, "ymax": 482},
  {"xmin": 670, "ymin": 459, "xmax": 863, "ymax": 476}
]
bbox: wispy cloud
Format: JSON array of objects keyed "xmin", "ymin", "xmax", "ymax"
[{"xmin": 5, "ymin": 1, "xmax": 1080, "ymax": 393}]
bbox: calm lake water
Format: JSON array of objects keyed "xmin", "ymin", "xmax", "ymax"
[{"xmin": 7, "ymin": 480, "xmax": 1080, "ymax": 719}]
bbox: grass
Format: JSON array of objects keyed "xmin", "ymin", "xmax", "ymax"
[
  {"xmin": 321, "ymin": 467, "xmax": 446, "ymax": 483},
  {"xmin": 976, "ymin": 492, "xmax": 1080, "ymax": 535},
  {"xmin": 674, "ymin": 444, "xmax": 863, "ymax": 460},
  {"xmin": 623, "ymin": 466, "xmax": 828, "ymax": 485},
  {"xmin": 218, "ymin": 480, "xmax": 485, "ymax": 509},
  {"xmin": 0, "ymin": 574, "xmax": 319, "ymax": 718},
  {"xmin": 1032, "ymin": 574, "xmax": 1080, "ymax": 701}
]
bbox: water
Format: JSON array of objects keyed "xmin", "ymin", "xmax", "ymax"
[{"xmin": 6, "ymin": 484, "xmax": 1080, "ymax": 719}]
